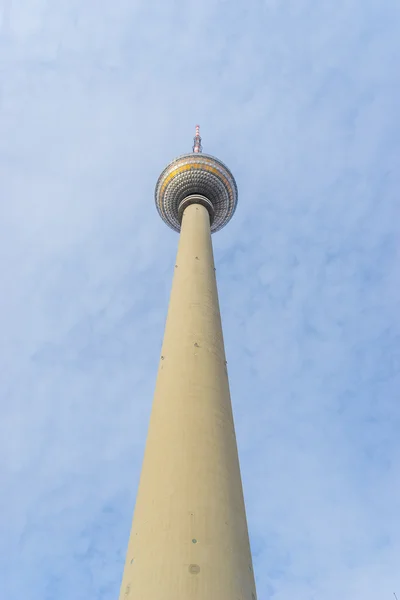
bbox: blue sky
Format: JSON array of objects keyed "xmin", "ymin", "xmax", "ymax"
[{"xmin": 1, "ymin": 0, "xmax": 399, "ymax": 598}]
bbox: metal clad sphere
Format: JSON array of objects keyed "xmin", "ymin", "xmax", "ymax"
[{"xmin": 155, "ymin": 153, "xmax": 238, "ymax": 233}]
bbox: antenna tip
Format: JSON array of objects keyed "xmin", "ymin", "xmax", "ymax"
[{"xmin": 192, "ymin": 124, "xmax": 203, "ymax": 153}]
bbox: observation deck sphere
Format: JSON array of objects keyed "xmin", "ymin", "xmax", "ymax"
[{"xmin": 155, "ymin": 153, "xmax": 238, "ymax": 233}]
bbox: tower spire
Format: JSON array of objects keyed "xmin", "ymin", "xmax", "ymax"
[{"xmin": 192, "ymin": 124, "xmax": 203, "ymax": 153}]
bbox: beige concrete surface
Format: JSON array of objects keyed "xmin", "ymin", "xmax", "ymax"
[{"xmin": 118, "ymin": 203, "xmax": 257, "ymax": 600}]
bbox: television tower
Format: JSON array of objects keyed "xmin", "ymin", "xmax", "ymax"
[{"xmin": 118, "ymin": 127, "xmax": 257, "ymax": 600}]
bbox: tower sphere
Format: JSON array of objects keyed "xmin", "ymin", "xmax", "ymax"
[{"xmin": 155, "ymin": 151, "xmax": 238, "ymax": 233}]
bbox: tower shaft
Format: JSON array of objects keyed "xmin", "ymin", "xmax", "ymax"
[{"xmin": 119, "ymin": 203, "xmax": 256, "ymax": 599}]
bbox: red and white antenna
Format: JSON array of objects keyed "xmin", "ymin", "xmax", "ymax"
[{"xmin": 192, "ymin": 124, "xmax": 203, "ymax": 153}]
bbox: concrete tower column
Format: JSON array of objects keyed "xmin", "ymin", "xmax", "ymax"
[{"xmin": 118, "ymin": 202, "xmax": 256, "ymax": 600}]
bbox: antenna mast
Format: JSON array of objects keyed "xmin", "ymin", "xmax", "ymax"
[{"xmin": 192, "ymin": 124, "xmax": 203, "ymax": 153}]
